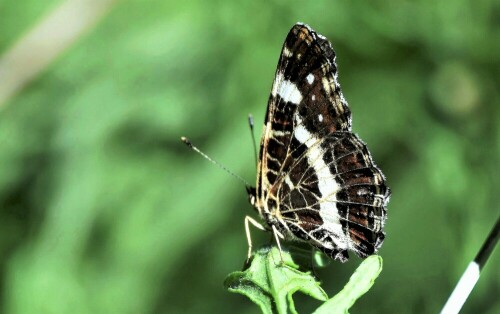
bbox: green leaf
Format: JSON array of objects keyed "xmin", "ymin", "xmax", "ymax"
[
  {"xmin": 313, "ymin": 255, "xmax": 383, "ymax": 314},
  {"xmin": 224, "ymin": 246, "xmax": 328, "ymax": 314}
]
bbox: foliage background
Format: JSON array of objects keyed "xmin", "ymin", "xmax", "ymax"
[{"xmin": 0, "ymin": 0, "xmax": 498, "ymax": 313}]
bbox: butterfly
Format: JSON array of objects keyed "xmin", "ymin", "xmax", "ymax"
[{"xmin": 245, "ymin": 23, "xmax": 391, "ymax": 262}]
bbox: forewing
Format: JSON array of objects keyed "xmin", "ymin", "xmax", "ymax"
[{"xmin": 257, "ymin": 23, "xmax": 352, "ymax": 204}]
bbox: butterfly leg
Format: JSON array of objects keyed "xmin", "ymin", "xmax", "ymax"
[
  {"xmin": 271, "ymin": 225, "xmax": 285, "ymax": 263},
  {"xmin": 244, "ymin": 216, "xmax": 266, "ymax": 260}
]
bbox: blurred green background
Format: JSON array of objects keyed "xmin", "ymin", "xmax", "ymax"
[{"xmin": 0, "ymin": 0, "xmax": 498, "ymax": 313}]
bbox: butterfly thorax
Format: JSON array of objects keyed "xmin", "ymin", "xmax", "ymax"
[{"xmin": 247, "ymin": 185, "xmax": 295, "ymax": 239}]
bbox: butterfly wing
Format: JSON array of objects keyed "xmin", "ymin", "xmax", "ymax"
[
  {"xmin": 277, "ymin": 132, "xmax": 389, "ymax": 261},
  {"xmin": 256, "ymin": 23, "xmax": 390, "ymax": 262}
]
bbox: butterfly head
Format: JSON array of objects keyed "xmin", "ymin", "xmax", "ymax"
[
  {"xmin": 246, "ymin": 185, "xmax": 267, "ymax": 218},
  {"xmin": 245, "ymin": 185, "xmax": 257, "ymax": 207}
]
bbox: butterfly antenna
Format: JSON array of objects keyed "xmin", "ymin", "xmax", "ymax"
[
  {"xmin": 441, "ymin": 216, "xmax": 499, "ymax": 314},
  {"xmin": 248, "ymin": 114, "xmax": 258, "ymax": 167},
  {"xmin": 181, "ymin": 136, "xmax": 251, "ymax": 187}
]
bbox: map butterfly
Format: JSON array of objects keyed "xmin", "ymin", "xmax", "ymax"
[{"xmin": 246, "ymin": 23, "xmax": 391, "ymax": 262}]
